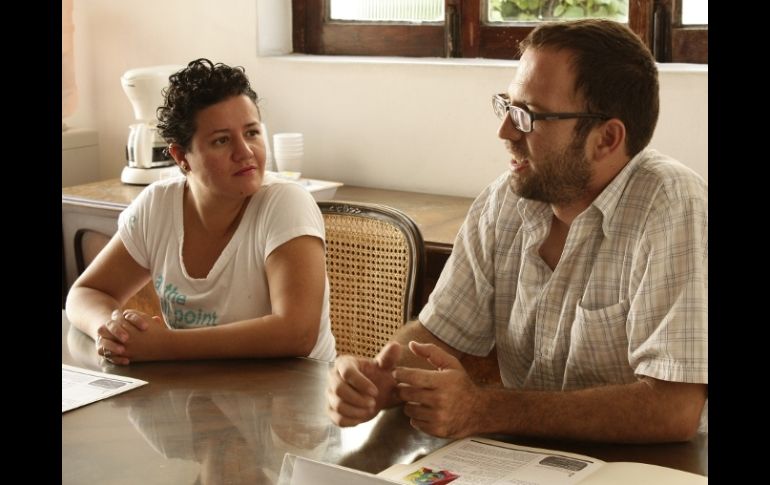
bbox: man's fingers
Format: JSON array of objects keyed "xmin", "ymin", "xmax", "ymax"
[
  {"xmin": 328, "ymin": 407, "xmax": 369, "ymax": 428},
  {"xmin": 328, "ymin": 368, "xmax": 377, "ymax": 409},
  {"xmin": 327, "ymin": 394, "xmax": 376, "ymax": 421},
  {"xmin": 396, "ymin": 383, "xmax": 434, "ymax": 404},
  {"xmin": 337, "ymin": 358, "xmax": 379, "ymax": 397},
  {"xmin": 375, "ymin": 341, "xmax": 402, "ymax": 371},
  {"xmin": 326, "ymin": 357, "xmax": 382, "ymax": 420},
  {"xmin": 408, "ymin": 341, "xmax": 462, "ymax": 371},
  {"xmin": 403, "ymin": 402, "xmax": 435, "ymax": 421},
  {"xmin": 393, "ymin": 367, "xmax": 438, "ymax": 389}
]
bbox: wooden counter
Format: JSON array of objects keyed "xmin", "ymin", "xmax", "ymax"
[
  {"xmin": 61, "ymin": 178, "xmax": 473, "ymax": 254},
  {"xmin": 333, "ymin": 185, "xmax": 472, "ymax": 254}
]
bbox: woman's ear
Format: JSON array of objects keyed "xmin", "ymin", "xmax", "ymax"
[
  {"xmin": 168, "ymin": 144, "xmax": 189, "ymax": 173},
  {"xmin": 168, "ymin": 144, "xmax": 184, "ymax": 163}
]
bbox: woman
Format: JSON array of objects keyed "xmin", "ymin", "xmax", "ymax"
[{"xmin": 65, "ymin": 58, "xmax": 336, "ymax": 364}]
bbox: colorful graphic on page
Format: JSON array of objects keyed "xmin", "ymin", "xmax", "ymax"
[{"xmin": 404, "ymin": 467, "xmax": 459, "ymax": 484}]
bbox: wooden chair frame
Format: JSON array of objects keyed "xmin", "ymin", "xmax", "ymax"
[{"xmin": 319, "ymin": 201, "xmax": 425, "ymax": 357}]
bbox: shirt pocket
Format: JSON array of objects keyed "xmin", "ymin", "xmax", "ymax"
[{"xmin": 564, "ymin": 299, "xmax": 634, "ymax": 388}]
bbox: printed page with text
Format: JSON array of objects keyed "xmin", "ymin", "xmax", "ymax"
[{"xmin": 377, "ymin": 437, "xmax": 707, "ymax": 485}]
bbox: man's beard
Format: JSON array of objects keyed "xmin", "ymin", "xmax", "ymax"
[{"xmin": 509, "ymin": 134, "xmax": 592, "ymax": 205}]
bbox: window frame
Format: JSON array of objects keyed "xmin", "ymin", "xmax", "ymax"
[
  {"xmin": 292, "ymin": 0, "xmax": 445, "ymax": 57},
  {"xmin": 292, "ymin": 0, "xmax": 706, "ymax": 63},
  {"xmin": 665, "ymin": 0, "xmax": 708, "ymax": 63}
]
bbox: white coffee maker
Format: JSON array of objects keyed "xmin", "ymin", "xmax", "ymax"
[{"xmin": 120, "ymin": 65, "xmax": 184, "ymax": 185}]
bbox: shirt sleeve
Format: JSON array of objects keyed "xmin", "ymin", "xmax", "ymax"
[
  {"xmin": 628, "ymin": 196, "xmax": 708, "ymax": 384},
  {"xmin": 419, "ymin": 182, "xmax": 500, "ymax": 356},
  {"xmin": 259, "ymin": 183, "xmax": 325, "ymax": 259},
  {"xmin": 117, "ymin": 184, "xmax": 155, "ymax": 269}
]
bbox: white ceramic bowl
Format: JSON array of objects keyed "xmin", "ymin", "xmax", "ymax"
[{"xmin": 304, "ymin": 178, "xmax": 344, "ymax": 200}]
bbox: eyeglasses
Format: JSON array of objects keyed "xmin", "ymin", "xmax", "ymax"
[{"xmin": 492, "ymin": 93, "xmax": 609, "ymax": 133}]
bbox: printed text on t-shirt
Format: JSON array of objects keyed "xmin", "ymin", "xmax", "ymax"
[{"xmin": 155, "ymin": 275, "xmax": 219, "ymax": 327}]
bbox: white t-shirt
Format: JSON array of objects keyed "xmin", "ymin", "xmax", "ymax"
[{"xmin": 117, "ymin": 175, "xmax": 336, "ymax": 361}]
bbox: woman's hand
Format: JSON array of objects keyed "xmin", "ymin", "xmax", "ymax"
[{"xmin": 95, "ymin": 309, "xmax": 151, "ymax": 365}]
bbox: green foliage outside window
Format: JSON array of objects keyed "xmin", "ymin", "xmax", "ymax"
[{"xmin": 489, "ymin": 0, "xmax": 628, "ymax": 22}]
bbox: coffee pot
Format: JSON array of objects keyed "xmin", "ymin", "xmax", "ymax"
[
  {"xmin": 120, "ymin": 65, "xmax": 183, "ymax": 185},
  {"xmin": 126, "ymin": 123, "xmax": 170, "ymax": 169}
]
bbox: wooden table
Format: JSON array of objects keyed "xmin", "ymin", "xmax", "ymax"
[
  {"xmin": 61, "ymin": 312, "xmax": 448, "ymax": 484},
  {"xmin": 62, "ymin": 312, "xmax": 707, "ymax": 484}
]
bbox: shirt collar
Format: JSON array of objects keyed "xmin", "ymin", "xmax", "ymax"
[
  {"xmin": 515, "ymin": 193, "xmax": 551, "ymax": 232},
  {"xmin": 512, "ymin": 148, "xmax": 650, "ymax": 237},
  {"xmin": 591, "ymin": 148, "xmax": 649, "ymax": 237}
]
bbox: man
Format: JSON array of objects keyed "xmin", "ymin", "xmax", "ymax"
[{"xmin": 326, "ymin": 19, "xmax": 707, "ymax": 443}]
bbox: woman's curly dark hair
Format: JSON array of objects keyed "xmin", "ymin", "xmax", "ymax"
[{"xmin": 157, "ymin": 58, "xmax": 259, "ymax": 150}]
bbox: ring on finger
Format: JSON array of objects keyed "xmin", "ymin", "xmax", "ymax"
[{"xmin": 104, "ymin": 349, "xmax": 112, "ymax": 359}]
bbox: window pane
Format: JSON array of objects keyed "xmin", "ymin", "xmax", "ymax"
[
  {"xmin": 681, "ymin": 0, "xmax": 708, "ymax": 25},
  {"xmin": 487, "ymin": 0, "xmax": 628, "ymax": 23},
  {"xmin": 330, "ymin": 0, "xmax": 444, "ymax": 22}
]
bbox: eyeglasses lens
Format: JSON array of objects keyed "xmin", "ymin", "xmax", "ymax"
[
  {"xmin": 510, "ymin": 107, "xmax": 531, "ymax": 133},
  {"xmin": 493, "ymin": 96, "xmax": 531, "ymax": 133},
  {"xmin": 493, "ymin": 98, "xmax": 506, "ymax": 119}
]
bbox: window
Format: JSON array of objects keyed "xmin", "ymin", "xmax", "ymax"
[
  {"xmin": 291, "ymin": 0, "xmax": 707, "ymax": 63},
  {"xmin": 668, "ymin": 0, "xmax": 708, "ymax": 63}
]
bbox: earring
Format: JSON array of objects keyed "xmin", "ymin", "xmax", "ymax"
[{"xmin": 181, "ymin": 163, "xmax": 190, "ymax": 172}]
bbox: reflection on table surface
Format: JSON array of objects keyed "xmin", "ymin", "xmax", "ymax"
[
  {"xmin": 62, "ymin": 311, "xmax": 707, "ymax": 484},
  {"xmin": 62, "ymin": 312, "xmax": 445, "ymax": 484}
]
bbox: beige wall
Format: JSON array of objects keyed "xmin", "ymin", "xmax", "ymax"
[{"xmin": 66, "ymin": 0, "xmax": 707, "ymax": 198}]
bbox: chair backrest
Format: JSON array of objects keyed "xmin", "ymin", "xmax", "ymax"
[{"xmin": 318, "ymin": 201, "xmax": 425, "ymax": 358}]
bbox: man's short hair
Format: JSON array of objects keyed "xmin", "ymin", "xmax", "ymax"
[{"xmin": 520, "ymin": 19, "xmax": 659, "ymax": 157}]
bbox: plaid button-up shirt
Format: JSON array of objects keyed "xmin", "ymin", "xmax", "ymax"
[{"xmin": 420, "ymin": 148, "xmax": 708, "ymax": 391}]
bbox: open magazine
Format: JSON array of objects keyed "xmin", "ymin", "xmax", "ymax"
[
  {"xmin": 278, "ymin": 437, "xmax": 706, "ymax": 485},
  {"xmin": 377, "ymin": 437, "xmax": 707, "ymax": 485}
]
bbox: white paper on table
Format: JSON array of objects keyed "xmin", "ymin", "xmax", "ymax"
[
  {"xmin": 277, "ymin": 454, "xmax": 400, "ymax": 485},
  {"xmin": 62, "ymin": 364, "xmax": 148, "ymax": 413}
]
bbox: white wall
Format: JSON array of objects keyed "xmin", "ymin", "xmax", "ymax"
[{"xmin": 66, "ymin": 0, "xmax": 707, "ymax": 198}]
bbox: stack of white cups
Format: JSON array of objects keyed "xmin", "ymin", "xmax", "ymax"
[{"xmin": 273, "ymin": 133, "xmax": 304, "ymax": 174}]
